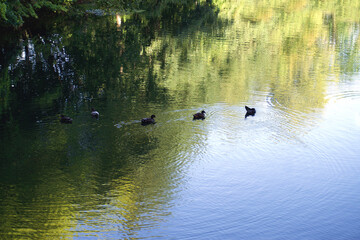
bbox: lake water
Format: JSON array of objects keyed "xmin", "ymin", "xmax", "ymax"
[{"xmin": 1, "ymin": 1, "xmax": 360, "ymax": 239}]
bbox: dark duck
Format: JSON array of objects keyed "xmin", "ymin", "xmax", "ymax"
[
  {"xmin": 91, "ymin": 108, "xmax": 99, "ymax": 118},
  {"xmin": 60, "ymin": 114, "xmax": 73, "ymax": 124},
  {"xmin": 193, "ymin": 110, "xmax": 206, "ymax": 120},
  {"xmin": 141, "ymin": 115, "xmax": 156, "ymax": 125},
  {"xmin": 245, "ymin": 106, "xmax": 256, "ymax": 118}
]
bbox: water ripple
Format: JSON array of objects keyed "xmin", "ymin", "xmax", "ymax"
[{"xmin": 325, "ymin": 90, "xmax": 360, "ymax": 102}]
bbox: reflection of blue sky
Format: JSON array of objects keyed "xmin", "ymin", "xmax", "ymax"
[
  {"xmin": 68, "ymin": 73, "xmax": 360, "ymax": 239},
  {"xmin": 70, "ymin": 75, "xmax": 360, "ymax": 239},
  {"xmin": 130, "ymin": 75, "xmax": 360, "ymax": 239},
  {"xmin": 323, "ymin": 75, "xmax": 360, "ymax": 133}
]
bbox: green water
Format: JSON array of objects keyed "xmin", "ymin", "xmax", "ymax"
[{"xmin": 1, "ymin": 0, "xmax": 360, "ymax": 239}]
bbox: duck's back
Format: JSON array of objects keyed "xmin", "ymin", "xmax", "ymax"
[
  {"xmin": 91, "ymin": 111, "xmax": 99, "ymax": 118},
  {"xmin": 193, "ymin": 112, "xmax": 205, "ymax": 119},
  {"xmin": 141, "ymin": 116, "xmax": 155, "ymax": 125},
  {"xmin": 60, "ymin": 116, "xmax": 73, "ymax": 124}
]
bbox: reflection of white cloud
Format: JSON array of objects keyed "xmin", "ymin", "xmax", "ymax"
[{"xmin": 356, "ymin": 112, "xmax": 360, "ymax": 127}]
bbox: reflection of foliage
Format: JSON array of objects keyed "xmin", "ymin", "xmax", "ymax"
[
  {"xmin": 144, "ymin": 0, "xmax": 360, "ymax": 111},
  {"xmin": 0, "ymin": 0, "xmax": 359, "ymax": 237},
  {"xmin": 0, "ymin": 2, "xmax": 217, "ymax": 237},
  {"xmin": 0, "ymin": 68, "xmax": 11, "ymax": 118},
  {"xmin": 0, "ymin": 0, "xmax": 218, "ymax": 122}
]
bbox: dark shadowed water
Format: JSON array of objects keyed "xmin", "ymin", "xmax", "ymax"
[{"xmin": 1, "ymin": 0, "xmax": 360, "ymax": 239}]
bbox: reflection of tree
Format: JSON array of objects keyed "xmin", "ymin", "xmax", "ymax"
[
  {"xmin": 0, "ymin": 2, "xmax": 217, "ymax": 237},
  {"xmin": 0, "ymin": 1, "xmax": 215, "ymax": 124},
  {"xmin": 0, "ymin": 0, "xmax": 359, "ymax": 237},
  {"xmin": 145, "ymin": 0, "xmax": 359, "ymax": 111},
  {"xmin": 0, "ymin": 0, "xmax": 219, "ymax": 120}
]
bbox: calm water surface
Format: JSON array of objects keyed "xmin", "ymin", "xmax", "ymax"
[{"xmin": 1, "ymin": 0, "xmax": 360, "ymax": 239}]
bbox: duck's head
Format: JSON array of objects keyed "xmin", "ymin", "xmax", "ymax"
[
  {"xmin": 151, "ymin": 115, "xmax": 156, "ymax": 119},
  {"xmin": 201, "ymin": 110, "xmax": 206, "ymax": 114}
]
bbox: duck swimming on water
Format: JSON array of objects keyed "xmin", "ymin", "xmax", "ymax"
[
  {"xmin": 245, "ymin": 106, "xmax": 256, "ymax": 118},
  {"xmin": 141, "ymin": 115, "xmax": 156, "ymax": 125},
  {"xmin": 91, "ymin": 108, "xmax": 99, "ymax": 118},
  {"xmin": 193, "ymin": 110, "xmax": 206, "ymax": 120},
  {"xmin": 60, "ymin": 114, "xmax": 73, "ymax": 124}
]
